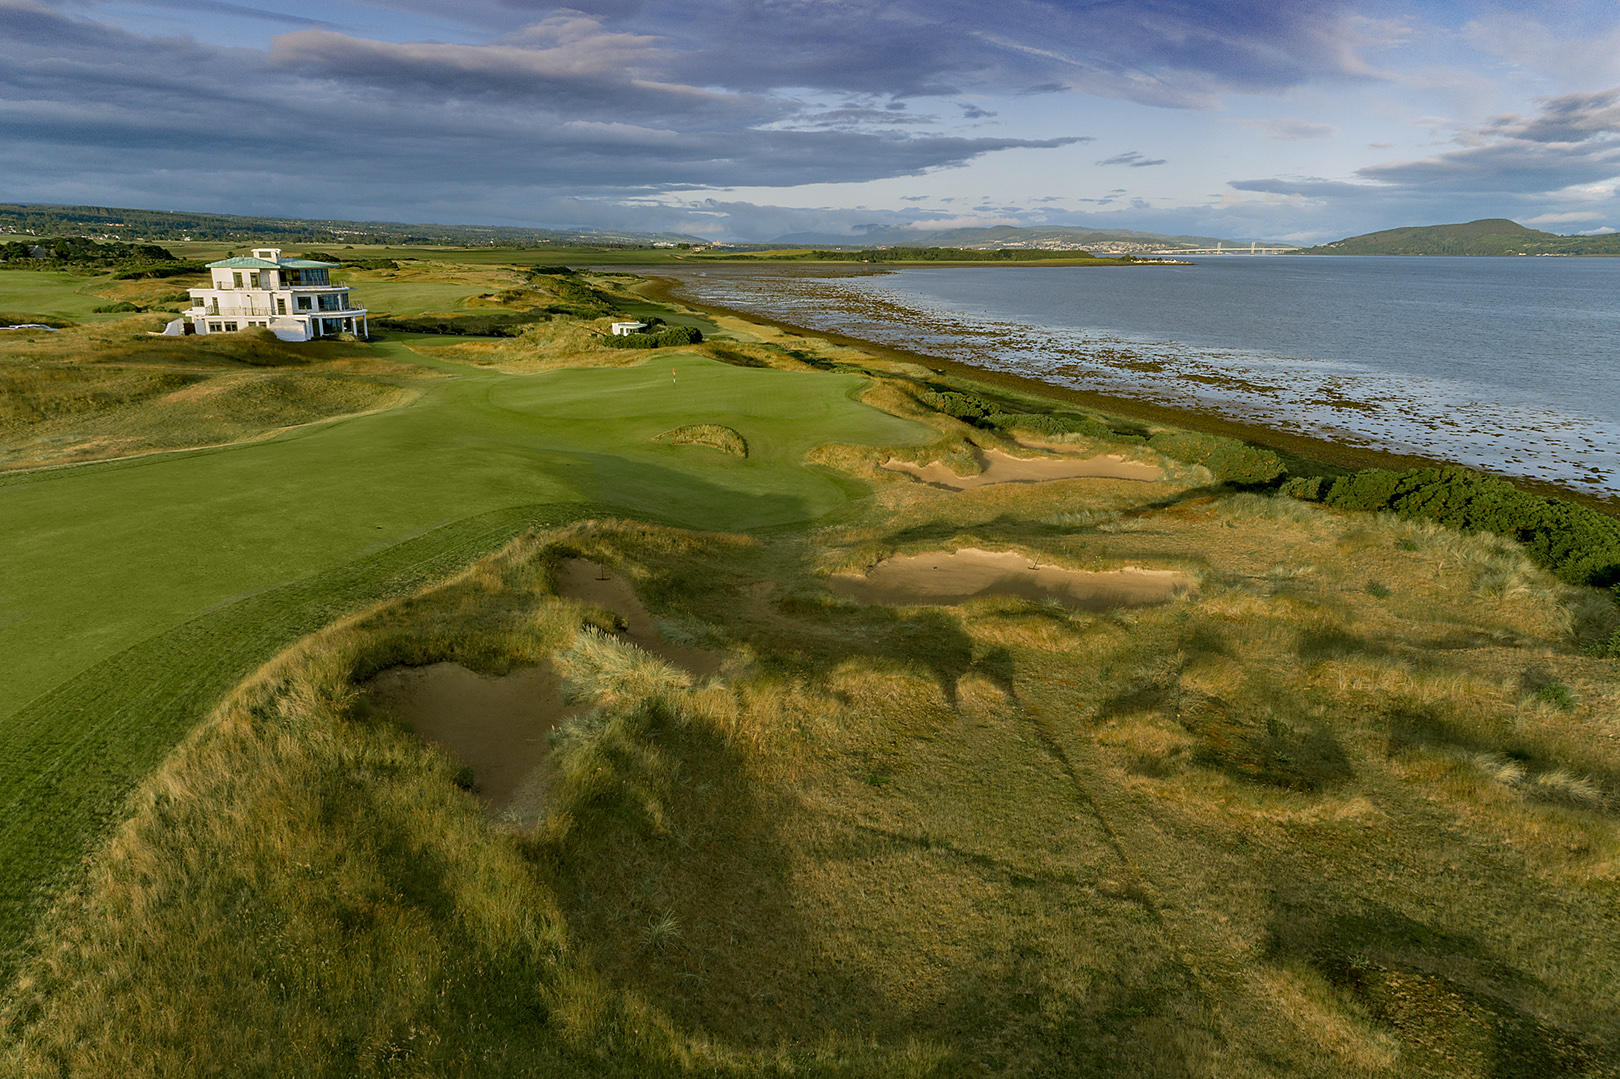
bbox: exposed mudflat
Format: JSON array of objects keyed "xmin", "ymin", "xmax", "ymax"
[
  {"xmin": 364, "ymin": 661, "xmax": 573, "ymax": 812},
  {"xmin": 828, "ymin": 546, "xmax": 1194, "ymax": 610},
  {"xmin": 554, "ymin": 557, "xmax": 724, "ymax": 678},
  {"xmin": 883, "ymin": 446, "xmax": 1161, "ymax": 489}
]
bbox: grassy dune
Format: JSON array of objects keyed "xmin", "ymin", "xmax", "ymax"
[
  {"xmin": 5, "ymin": 500, "xmax": 1616, "ymax": 1075},
  {"xmin": 2, "ymin": 259, "xmax": 1617, "ymax": 1075}
]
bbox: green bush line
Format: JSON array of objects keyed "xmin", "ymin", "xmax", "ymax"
[
  {"xmin": 916, "ymin": 388, "xmax": 1284, "ymax": 485},
  {"xmin": 1286, "ymin": 465, "xmax": 1620, "ymax": 588},
  {"xmin": 0, "ymin": 313, "xmax": 74, "ymax": 328},
  {"xmin": 604, "ymin": 325, "xmax": 704, "ymax": 349},
  {"xmin": 372, "ymin": 313, "xmax": 540, "ymax": 337}
]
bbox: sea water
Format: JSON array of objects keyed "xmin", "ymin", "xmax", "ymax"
[{"xmin": 661, "ymin": 257, "xmax": 1620, "ymax": 496}]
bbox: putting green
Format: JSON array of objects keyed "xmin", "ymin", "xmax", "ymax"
[{"xmin": 0, "ymin": 348, "xmax": 927, "ymax": 954}]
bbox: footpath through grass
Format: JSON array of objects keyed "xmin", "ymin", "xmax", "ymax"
[{"xmin": 0, "ymin": 343, "xmax": 926, "ymax": 961}]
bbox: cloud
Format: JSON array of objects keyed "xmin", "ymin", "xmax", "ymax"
[
  {"xmin": 1357, "ymin": 89, "xmax": 1620, "ymax": 195},
  {"xmin": 1097, "ymin": 151, "xmax": 1168, "ymax": 168},
  {"xmin": 335, "ymin": 0, "xmax": 1389, "ymax": 109},
  {"xmin": 1228, "ymin": 177, "xmax": 1380, "ymax": 198},
  {"xmin": 1228, "ymin": 86, "xmax": 1620, "ymax": 234},
  {"xmin": 1239, "ymin": 118, "xmax": 1338, "ymax": 141},
  {"xmin": 0, "ymin": 0, "xmax": 1087, "ymax": 222},
  {"xmin": 1476, "ymin": 88, "xmax": 1620, "ymax": 145}
]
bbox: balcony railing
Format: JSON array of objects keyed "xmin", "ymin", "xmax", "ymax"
[{"xmin": 198, "ymin": 300, "xmax": 278, "ymax": 317}]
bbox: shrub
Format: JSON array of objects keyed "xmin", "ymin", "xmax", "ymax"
[
  {"xmin": 1311, "ymin": 466, "xmax": 1620, "ymax": 587},
  {"xmin": 372, "ymin": 312, "xmax": 539, "ymax": 337},
  {"xmin": 1279, "ymin": 475, "xmax": 1330, "ymax": 501},
  {"xmin": 92, "ymin": 301, "xmax": 144, "ymax": 313},
  {"xmin": 112, "ymin": 262, "xmax": 207, "ymax": 280},
  {"xmin": 1531, "ymin": 681, "xmax": 1576, "ymax": 710},
  {"xmin": 917, "ymin": 390, "xmax": 992, "ymax": 424},
  {"xmin": 995, "ymin": 412, "xmax": 1115, "ymax": 439},
  {"xmin": 1584, "ymin": 628, "xmax": 1620, "ymax": 659},
  {"xmin": 1146, "ymin": 431, "xmax": 1285, "ymax": 485},
  {"xmin": 604, "ymin": 325, "xmax": 704, "ymax": 349}
]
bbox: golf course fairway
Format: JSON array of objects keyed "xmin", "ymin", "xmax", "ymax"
[{"xmin": 0, "ymin": 347, "xmax": 927, "ymax": 952}]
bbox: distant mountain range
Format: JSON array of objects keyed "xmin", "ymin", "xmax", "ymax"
[{"xmin": 1303, "ymin": 218, "xmax": 1620, "ymax": 256}]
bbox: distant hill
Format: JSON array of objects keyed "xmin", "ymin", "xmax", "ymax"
[
  {"xmin": 1303, "ymin": 218, "xmax": 1620, "ymax": 256},
  {"xmin": 0, "ymin": 202, "xmax": 700, "ymax": 248},
  {"xmin": 769, "ymin": 223, "xmax": 1258, "ymax": 252}
]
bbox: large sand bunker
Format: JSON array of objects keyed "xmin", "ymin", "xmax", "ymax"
[
  {"xmin": 554, "ymin": 557, "xmax": 723, "ymax": 677},
  {"xmin": 828, "ymin": 547, "xmax": 1194, "ymax": 611},
  {"xmin": 883, "ymin": 446, "xmax": 1161, "ymax": 489},
  {"xmin": 364, "ymin": 661, "xmax": 573, "ymax": 812}
]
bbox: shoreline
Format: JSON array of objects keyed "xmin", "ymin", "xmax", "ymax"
[{"xmin": 634, "ymin": 270, "xmax": 1620, "ymax": 513}]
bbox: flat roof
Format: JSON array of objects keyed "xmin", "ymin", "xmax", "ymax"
[{"xmin": 207, "ymin": 256, "xmax": 338, "ymax": 269}]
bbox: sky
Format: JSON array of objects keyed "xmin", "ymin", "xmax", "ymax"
[{"xmin": 4, "ymin": 0, "xmax": 1620, "ymax": 242}]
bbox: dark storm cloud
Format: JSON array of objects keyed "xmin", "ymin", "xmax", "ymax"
[{"xmin": 0, "ymin": 0, "xmax": 1082, "ymax": 216}]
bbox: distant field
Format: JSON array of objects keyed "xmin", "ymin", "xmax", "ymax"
[
  {"xmin": 0, "ymin": 269, "xmax": 155, "ymax": 323},
  {"xmin": 339, "ymin": 273, "xmax": 501, "ymax": 316}
]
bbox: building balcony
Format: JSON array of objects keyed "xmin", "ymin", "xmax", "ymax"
[{"xmin": 189, "ymin": 300, "xmax": 278, "ymax": 318}]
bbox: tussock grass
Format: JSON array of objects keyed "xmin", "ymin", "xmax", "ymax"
[
  {"xmin": 0, "ymin": 318, "xmax": 425, "ymax": 468},
  {"xmin": 12, "ymin": 500, "xmax": 1618, "ymax": 1074},
  {"xmin": 654, "ymin": 423, "xmax": 748, "ymax": 457}
]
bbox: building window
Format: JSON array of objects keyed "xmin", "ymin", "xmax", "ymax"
[
  {"xmin": 208, "ymin": 321, "xmax": 222, "ymax": 332},
  {"xmin": 233, "ymin": 272, "xmax": 244, "ymax": 288},
  {"xmin": 248, "ymin": 272, "xmax": 260, "ymax": 288},
  {"xmin": 276, "ymin": 297, "xmax": 287, "ymax": 315},
  {"xmin": 223, "ymin": 321, "xmax": 238, "ymax": 332},
  {"xmin": 296, "ymin": 296, "xmax": 312, "ymax": 311}
]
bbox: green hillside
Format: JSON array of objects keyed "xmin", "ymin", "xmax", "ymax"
[{"xmin": 1304, "ymin": 218, "xmax": 1620, "ymax": 256}]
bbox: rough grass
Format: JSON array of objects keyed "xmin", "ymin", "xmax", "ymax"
[
  {"xmin": 654, "ymin": 423, "xmax": 748, "ymax": 457},
  {"xmin": 6, "ymin": 478, "xmax": 1617, "ymax": 1075}
]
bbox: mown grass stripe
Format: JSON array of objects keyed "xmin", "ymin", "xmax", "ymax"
[{"xmin": 0, "ymin": 502, "xmax": 587, "ymax": 975}]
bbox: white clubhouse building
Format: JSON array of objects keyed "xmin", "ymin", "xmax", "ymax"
[{"xmin": 181, "ymin": 248, "xmax": 368, "ymax": 341}]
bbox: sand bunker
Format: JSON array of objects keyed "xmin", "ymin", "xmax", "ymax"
[
  {"xmin": 364, "ymin": 661, "xmax": 574, "ymax": 811},
  {"xmin": 828, "ymin": 547, "xmax": 1194, "ymax": 611},
  {"xmin": 883, "ymin": 447, "xmax": 1161, "ymax": 489},
  {"xmin": 554, "ymin": 558, "xmax": 723, "ymax": 677}
]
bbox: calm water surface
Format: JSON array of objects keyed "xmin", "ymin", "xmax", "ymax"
[{"xmin": 662, "ymin": 257, "xmax": 1620, "ymax": 496}]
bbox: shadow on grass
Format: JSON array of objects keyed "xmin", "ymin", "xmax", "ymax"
[
  {"xmin": 1267, "ymin": 897, "xmax": 1612, "ymax": 1077},
  {"xmin": 533, "ymin": 698, "xmax": 895, "ymax": 1054}
]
